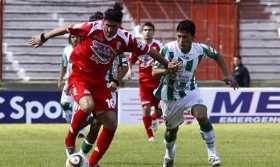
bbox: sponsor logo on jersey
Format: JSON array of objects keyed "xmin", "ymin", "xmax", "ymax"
[{"xmin": 90, "ymin": 40, "xmax": 115, "ymax": 64}]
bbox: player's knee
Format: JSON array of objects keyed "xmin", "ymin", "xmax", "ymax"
[
  {"xmin": 142, "ymin": 104, "xmax": 151, "ymax": 116},
  {"xmin": 61, "ymin": 102, "xmax": 72, "ymax": 111},
  {"xmin": 104, "ymin": 121, "xmax": 118, "ymax": 131},
  {"xmin": 79, "ymin": 99, "xmax": 95, "ymax": 113},
  {"xmin": 191, "ymin": 104, "xmax": 207, "ymax": 120},
  {"xmin": 165, "ymin": 127, "xmax": 178, "ymax": 142}
]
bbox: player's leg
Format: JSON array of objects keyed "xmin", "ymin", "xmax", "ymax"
[
  {"xmin": 160, "ymin": 100, "xmax": 184, "ymax": 167},
  {"xmin": 65, "ymin": 80, "xmax": 95, "ymax": 156},
  {"xmin": 81, "ymin": 91, "xmax": 117, "ymax": 165},
  {"xmin": 80, "ymin": 117, "xmax": 102, "ymax": 155},
  {"xmin": 163, "ymin": 126, "xmax": 178, "ymax": 167},
  {"xmin": 151, "ymin": 99, "xmax": 162, "ymax": 132},
  {"xmin": 60, "ymin": 88, "xmax": 73, "ymax": 124},
  {"xmin": 88, "ymin": 110, "xmax": 117, "ymax": 167},
  {"xmin": 87, "ymin": 87, "xmax": 117, "ymax": 167},
  {"xmin": 191, "ymin": 104, "xmax": 221, "ymax": 167},
  {"xmin": 142, "ymin": 103, "xmax": 155, "ymax": 141}
]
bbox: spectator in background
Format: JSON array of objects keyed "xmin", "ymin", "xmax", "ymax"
[{"xmin": 232, "ymin": 55, "xmax": 250, "ymax": 87}]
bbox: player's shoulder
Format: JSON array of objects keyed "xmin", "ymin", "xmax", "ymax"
[
  {"xmin": 191, "ymin": 42, "xmax": 207, "ymax": 53},
  {"xmin": 164, "ymin": 41, "xmax": 177, "ymax": 50},
  {"xmin": 152, "ymin": 39, "xmax": 163, "ymax": 46},
  {"xmin": 116, "ymin": 28, "xmax": 132, "ymax": 45}
]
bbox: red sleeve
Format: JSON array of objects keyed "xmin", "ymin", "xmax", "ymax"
[
  {"xmin": 125, "ymin": 34, "xmax": 150, "ymax": 56},
  {"xmin": 128, "ymin": 53, "xmax": 138, "ymax": 64},
  {"xmin": 67, "ymin": 22, "xmax": 92, "ymax": 37}
]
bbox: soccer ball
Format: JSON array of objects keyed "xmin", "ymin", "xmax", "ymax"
[{"xmin": 65, "ymin": 153, "xmax": 88, "ymax": 167}]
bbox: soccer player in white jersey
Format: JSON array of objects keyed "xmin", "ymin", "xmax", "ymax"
[
  {"xmin": 152, "ymin": 20, "xmax": 238, "ymax": 167},
  {"xmin": 126, "ymin": 22, "xmax": 163, "ymax": 141},
  {"xmin": 58, "ymin": 35, "xmax": 79, "ymax": 123}
]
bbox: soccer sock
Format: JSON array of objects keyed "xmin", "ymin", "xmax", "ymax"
[
  {"xmin": 80, "ymin": 139, "xmax": 93, "ymax": 155},
  {"xmin": 200, "ymin": 129, "xmax": 217, "ymax": 157},
  {"xmin": 142, "ymin": 115, "xmax": 154, "ymax": 138},
  {"xmin": 164, "ymin": 139, "xmax": 176, "ymax": 160},
  {"xmin": 89, "ymin": 128, "xmax": 116, "ymax": 166},
  {"xmin": 199, "ymin": 120, "xmax": 213, "ymax": 132},
  {"xmin": 65, "ymin": 109, "xmax": 89, "ymax": 148}
]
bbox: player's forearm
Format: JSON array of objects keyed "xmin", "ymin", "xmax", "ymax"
[
  {"xmin": 148, "ymin": 48, "xmax": 168, "ymax": 68},
  {"xmin": 116, "ymin": 67, "xmax": 128, "ymax": 80},
  {"xmin": 58, "ymin": 66, "xmax": 66, "ymax": 81},
  {"xmin": 152, "ymin": 68, "xmax": 168, "ymax": 79},
  {"xmin": 43, "ymin": 25, "xmax": 69, "ymax": 41}
]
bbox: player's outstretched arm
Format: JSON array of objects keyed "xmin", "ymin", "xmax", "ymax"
[
  {"xmin": 148, "ymin": 48, "xmax": 169, "ymax": 67},
  {"xmin": 29, "ymin": 25, "xmax": 69, "ymax": 48},
  {"xmin": 148, "ymin": 48, "xmax": 179, "ymax": 72},
  {"xmin": 215, "ymin": 55, "xmax": 239, "ymax": 89}
]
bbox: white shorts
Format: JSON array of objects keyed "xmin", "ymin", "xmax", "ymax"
[
  {"xmin": 60, "ymin": 84, "xmax": 74, "ymax": 105},
  {"xmin": 160, "ymin": 89, "xmax": 204, "ymax": 129}
]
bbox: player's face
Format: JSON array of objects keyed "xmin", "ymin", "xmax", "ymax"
[
  {"xmin": 70, "ymin": 35, "xmax": 79, "ymax": 46},
  {"xmin": 142, "ymin": 26, "xmax": 154, "ymax": 40},
  {"xmin": 176, "ymin": 31, "xmax": 193, "ymax": 53},
  {"xmin": 103, "ymin": 19, "xmax": 120, "ymax": 38},
  {"xmin": 233, "ymin": 57, "xmax": 241, "ymax": 66}
]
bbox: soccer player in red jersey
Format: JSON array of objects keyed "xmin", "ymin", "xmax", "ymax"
[
  {"xmin": 30, "ymin": 3, "xmax": 177, "ymax": 167},
  {"xmin": 126, "ymin": 22, "xmax": 163, "ymax": 141}
]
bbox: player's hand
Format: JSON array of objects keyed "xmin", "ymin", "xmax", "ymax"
[
  {"xmin": 125, "ymin": 69, "xmax": 132, "ymax": 80},
  {"xmin": 167, "ymin": 61, "xmax": 182, "ymax": 73},
  {"xmin": 29, "ymin": 35, "xmax": 44, "ymax": 48},
  {"xmin": 223, "ymin": 76, "xmax": 239, "ymax": 89},
  {"xmin": 108, "ymin": 81, "xmax": 118, "ymax": 92}
]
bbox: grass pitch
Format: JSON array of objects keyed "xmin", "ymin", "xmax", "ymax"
[{"xmin": 0, "ymin": 124, "xmax": 279, "ymax": 167}]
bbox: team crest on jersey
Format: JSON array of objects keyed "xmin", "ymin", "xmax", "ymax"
[{"xmin": 90, "ymin": 40, "xmax": 116, "ymax": 64}]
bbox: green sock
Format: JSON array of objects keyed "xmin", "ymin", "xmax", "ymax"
[
  {"xmin": 81, "ymin": 139, "xmax": 93, "ymax": 154},
  {"xmin": 199, "ymin": 120, "xmax": 213, "ymax": 132}
]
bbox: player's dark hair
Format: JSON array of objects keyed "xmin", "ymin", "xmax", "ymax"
[
  {"xmin": 104, "ymin": 2, "xmax": 123, "ymax": 22},
  {"xmin": 177, "ymin": 19, "xmax": 196, "ymax": 37},
  {"xmin": 89, "ymin": 11, "xmax": 104, "ymax": 22},
  {"xmin": 141, "ymin": 22, "xmax": 155, "ymax": 32}
]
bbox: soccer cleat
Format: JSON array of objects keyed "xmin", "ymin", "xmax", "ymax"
[
  {"xmin": 162, "ymin": 158, "xmax": 174, "ymax": 167},
  {"xmin": 151, "ymin": 119, "xmax": 159, "ymax": 132},
  {"xmin": 148, "ymin": 136, "xmax": 155, "ymax": 142},
  {"xmin": 65, "ymin": 147, "xmax": 75, "ymax": 157},
  {"xmin": 208, "ymin": 155, "xmax": 221, "ymax": 167}
]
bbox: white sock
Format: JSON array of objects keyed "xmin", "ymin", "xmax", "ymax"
[
  {"xmin": 201, "ymin": 130, "xmax": 218, "ymax": 157},
  {"xmin": 164, "ymin": 140, "xmax": 176, "ymax": 160}
]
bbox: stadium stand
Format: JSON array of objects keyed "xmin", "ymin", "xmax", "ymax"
[
  {"xmin": 2, "ymin": 0, "xmax": 280, "ymax": 87},
  {"xmin": 3, "ymin": 0, "xmax": 135, "ymax": 82},
  {"xmin": 239, "ymin": 0, "xmax": 280, "ymax": 81}
]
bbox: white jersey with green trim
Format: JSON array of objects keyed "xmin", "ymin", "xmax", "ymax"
[
  {"xmin": 61, "ymin": 45, "xmax": 73, "ymax": 80},
  {"xmin": 154, "ymin": 41, "xmax": 219, "ymax": 101}
]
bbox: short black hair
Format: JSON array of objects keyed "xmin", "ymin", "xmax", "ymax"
[
  {"xmin": 89, "ymin": 11, "xmax": 104, "ymax": 22},
  {"xmin": 141, "ymin": 22, "xmax": 155, "ymax": 32},
  {"xmin": 176, "ymin": 19, "xmax": 196, "ymax": 37},
  {"xmin": 104, "ymin": 2, "xmax": 123, "ymax": 22}
]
